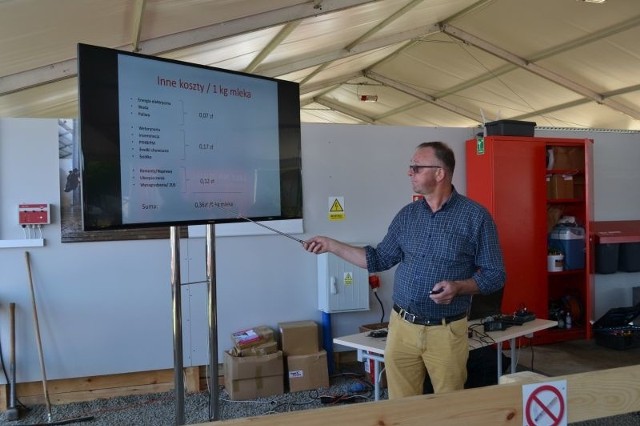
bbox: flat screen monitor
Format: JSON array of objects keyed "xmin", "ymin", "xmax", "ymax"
[
  {"xmin": 77, "ymin": 43, "xmax": 302, "ymax": 231},
  {"xmin": 468, "ymin": 288, "xmax": 504, "ymax": 320}
]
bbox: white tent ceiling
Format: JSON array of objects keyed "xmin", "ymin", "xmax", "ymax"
[{"xmin": 1, "ymin": 0, "xmax": 640, "ymax": 131}]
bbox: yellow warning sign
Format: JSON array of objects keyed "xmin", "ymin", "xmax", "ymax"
[
  {"xmin": 344, "ymin": 272, "xmax": 353, "ymax": 286},
  {"xmin": 328, "ymin": 196, "xmax": 345, "ymax": 221}
]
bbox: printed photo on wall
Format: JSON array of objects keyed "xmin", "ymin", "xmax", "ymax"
[{"xmin": 58, "ymin": 118, "xmax": 182, "ymax": 242}]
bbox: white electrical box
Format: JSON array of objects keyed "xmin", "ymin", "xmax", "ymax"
[{"xmin": 318, "ymin": 251, "xmax": 369, "ymax": 313}]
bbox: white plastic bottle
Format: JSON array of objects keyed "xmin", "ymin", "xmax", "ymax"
[{"xmin": 566, "ymin": 312, "xmax": 572, "ymax": 329}]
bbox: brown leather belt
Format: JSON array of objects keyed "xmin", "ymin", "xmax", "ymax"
[{"xmin": 393, "ymin": 304, "xmax": 466, "ymax": 326}]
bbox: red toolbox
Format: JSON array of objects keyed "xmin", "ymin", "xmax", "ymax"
[{"xmin": 593, "ymin": 303, "xmax": 640, "ymax": 350}]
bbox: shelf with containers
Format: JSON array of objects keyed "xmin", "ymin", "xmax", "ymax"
[
  {"xmin": 466, "ymin": 135, "xmax": 594, "ymax": 345},
  {"xmin": 545, "ymin": 144, "xmax": 592, "ymax": 341}
]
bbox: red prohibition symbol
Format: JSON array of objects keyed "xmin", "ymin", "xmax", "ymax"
[{"xmin": 525, "ymin": 384, "xmax": 565, "ymax": 426}]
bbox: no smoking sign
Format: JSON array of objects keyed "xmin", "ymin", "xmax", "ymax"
[{"xmin": 523, "ymin": 380, "xmax": 567, "ymax": 426}]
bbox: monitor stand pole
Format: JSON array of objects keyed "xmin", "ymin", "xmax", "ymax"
[
  {"xmin": 170, "ymin": 226, "xmax": 185, "ymax": 425},
  {"xmin": 171, "ymin": 225, "xmax": 219, "ymax": 424},
  {"xmin": 206, "ymin": 224, "xmax": 220, "ymax": 420}
]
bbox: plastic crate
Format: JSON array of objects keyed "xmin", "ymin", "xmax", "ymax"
[
  {"xmin": 594, "ymin": 326, "xmax": 640, "ymax": 350},
  {"xmin": 618, "ymin": 243, "xmax": 640, "ymax": 272},
  {"xmin": 484, "ymin": 120, "xmax": 536, "ymax": 137},
  {"xmin": 595, "ymin": 243, "xmax": 619, "ymax": 274},
  {"xmin": 593, "ymin": 304, "xmax": 640, "ymax": 350}
]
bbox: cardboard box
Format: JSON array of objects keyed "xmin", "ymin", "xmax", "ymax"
[
  {"xmin": 551, "ymin": 147, "xmax": 570, "ymax": 169},
  {"xmin": 551, "ymin": 146, "xmax": 583, "ymax": 170},
  {"xmin": 568, "ymin": 147, "xmax": 584, "ymax": 169},
  {"xmin": 547, "ymin": 206, "xmax": 563, "ymax": 233},
  {"xmin": 572, "ymin": 174, "xmax": 585, "ymax": 200},
  {"xmin": 278, "ymin": 320, "xmax": 319, "ymax": 356},
  {"xmin": 230, "ymin": 340, "xmax": 278, "ymax": 357},
  {"xmin": 548, "ymin": 174, "xmax": 573, "ymax": 199},
  {"xmin": 231, "ymin": 325, "xmax": 275, "ymax": 350},
  {"xmin": 287, "ymin": 350, "xmax": 329, "ymax": 392},
  {"xmin": 223, "ymin": 350, "xmax": 284, "ymax": 400}
]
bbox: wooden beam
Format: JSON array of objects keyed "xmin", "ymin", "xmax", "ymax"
[
  {"xmin": 0, "ymin": 367, "xmax": 203, "ymax": 410},
  {"xmin": 200, "ymin": 365, "xmax": 640, "ymax": 425}
]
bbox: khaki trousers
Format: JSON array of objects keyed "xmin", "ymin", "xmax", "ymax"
[{"xmin": 384, "ymin": 309, "xmax": 469, "ymax": 399}]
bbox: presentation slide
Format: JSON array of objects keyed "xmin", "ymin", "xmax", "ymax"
[{"xmin": 117, "ymin": 54, "xmax": 281, "ymax": 225}]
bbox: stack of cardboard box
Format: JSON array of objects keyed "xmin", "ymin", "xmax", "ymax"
[
  {"xmin": 224, "ymin": 325, "xmax": 284, "ymax": 400},
  {"xmin": 278, "ymin": 320, "xmax": 329, "ymax": 392},
  {"xmin": 229, "ymin": 325, "xmax": 278, "ymax": 357}
]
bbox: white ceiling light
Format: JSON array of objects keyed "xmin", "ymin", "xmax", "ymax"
[{"xmin": 578, "ymin": 0, "xmax": 606, "ymax": 4}]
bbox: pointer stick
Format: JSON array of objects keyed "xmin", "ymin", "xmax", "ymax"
[{"xmin": 214, "ymin": 204, "xmax": 305, "ymax": 244}]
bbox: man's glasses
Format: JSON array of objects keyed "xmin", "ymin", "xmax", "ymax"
[{"xmin": 409, "ymin": 165, "xmax": 442, "ymax": 173}]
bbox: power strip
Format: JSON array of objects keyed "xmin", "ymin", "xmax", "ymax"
[
  {"xmin": 500, "ymin": 313, "xmax": 536, "ymax": 325},
  {"xmin": 483, "ymin": 321, "xmax": 510, "ymax": 332}
]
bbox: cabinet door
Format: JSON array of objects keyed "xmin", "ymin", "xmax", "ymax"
[
  {"xmin": 466, "ymin": 137, "xmax": 547, "ymax": 316},
  {"xmin": 492, "ymin": 139, "xmax": 548, "ymax": 316}
]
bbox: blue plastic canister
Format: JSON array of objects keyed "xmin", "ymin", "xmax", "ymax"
[{"xmin": 549, "ymin": 225, "xmax": 586, "ymax": 270}]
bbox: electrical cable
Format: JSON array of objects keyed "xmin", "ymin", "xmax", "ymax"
[
  {"xmin": 373, "ymin": 290, "xmax": 385, "ymax": 323},
  {"xmin": 467, "ymin": 324, "xmax": 497, "ymax": 347},
  {"xmin": 319, "ymin": 394, "xmax": 368, "ymax": 404},
  {"xmin": 528, "ymin": 337, "xmax": 535, "ymax": 372}
]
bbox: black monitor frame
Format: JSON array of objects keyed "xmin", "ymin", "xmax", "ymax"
[{"xmin": 78, "ymin": 43, "xmax": 302, "ymax": 231}]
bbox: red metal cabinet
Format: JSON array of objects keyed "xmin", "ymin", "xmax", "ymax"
[{"xmin": 466, "ymin": 136, "xmax": 594, "ymax": 343}]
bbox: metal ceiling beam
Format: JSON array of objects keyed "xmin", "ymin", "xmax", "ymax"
[
  {"xmin": 374, "ymin": 99, "xmax": 425, "ymax": 120},
  {"xmin": 286, "ymin": 2, "xmax": 496, "ymax": 122},
  {"xmin": 323, "ymin": 0, "xmax": 495, "ymax": 118},
  {"xmin": 131, "ymin": 0, "xmax": 147, "ymax": 52},
  {"xmin": 300, "ymin": 0, "xmax": 425, "ymax": 84},
  {"xmin": 313, "ymin": 97, "xmax": 375, "ymax": 123},
  {"xmin": 258, "ymin": 24, "xmax": 439, "ymax": 78},
  {"xmin": 0, "ymin": 0, "xmax": 378, "ymax": 96},
  {"xmin": 512, "ymin": 82, "xmax": 640, "ymax": 121},
  {"xmin": 365, "ymin": 70, "xmax": 482, "ymax": 122},
  {"xmin": 512, "ymin": 99, "xmax": 591, "ymax": 122},
  {"xmin": 434, "ymin": 14, "xmax": 640, "ymax": 99},
  {"xmin": 440, "ymin": 24, "xmax": 640, "ymax": 121},
  {"xmin": 244, "ymin": 21, "xmax": 301, "ymax": 73},
  {"xmin": 362, "ymin": 0, "xmax": 494, "ymax": 73},
  {"xmin": 346, "ymin": 0, "xmax": 424, "ymax": 50},
  {"xmin": 300, "ymin": 72, "xmax": 365, "ymax": 95}
]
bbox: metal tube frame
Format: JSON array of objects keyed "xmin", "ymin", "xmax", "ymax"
[
  {"xmin": 170, "ymin": 226, "xmax": 185, "ymax": 425},
  {"xmin": 171, "ymin": 225, "xmax": 220, "ymax": 424},
  {"xmin": 206, "ymin": 224, "xmax": 220, "ymax": 420}
]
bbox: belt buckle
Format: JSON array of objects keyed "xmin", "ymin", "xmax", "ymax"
[{"xmin": 401, "ymin": 309, "xmax": 416, "ymax": 323}]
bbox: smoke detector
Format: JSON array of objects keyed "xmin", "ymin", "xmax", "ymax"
[{"xmin": 359, "ymin": 94, "xmax": 378, "ymax": 102}]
